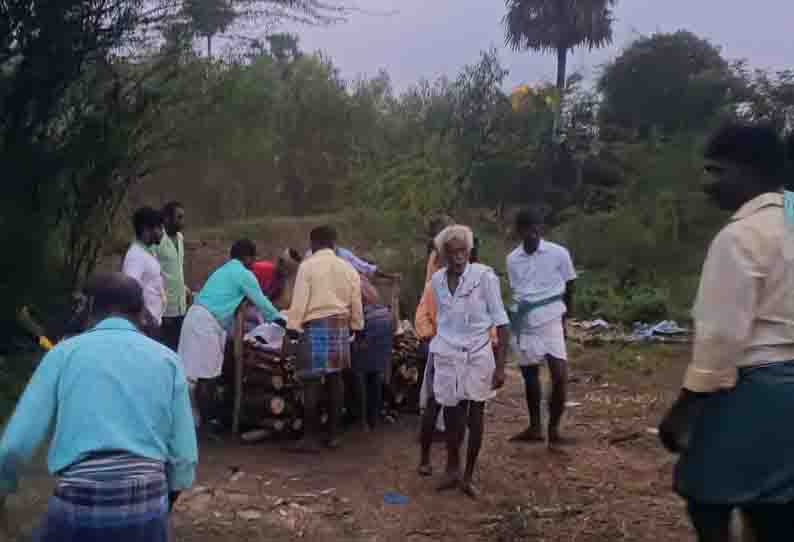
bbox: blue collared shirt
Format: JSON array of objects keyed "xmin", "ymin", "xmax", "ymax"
[
  {"xmin": 0, "ymin": 318, "xmax": 198, "ymax": 493},
  {"xmin": 195, "ymin": 259, "xmax": 280, "ymax": 330}
]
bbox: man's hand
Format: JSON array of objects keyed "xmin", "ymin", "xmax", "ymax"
[
  {"xmin": 273, "ymin": 317, "xmax": 288, "ymax": 329},
  {"xmin": 492, "ymin": 367, "xmax": 506, "ymax": 390},
  {"xmin": 168, "ymin": 491, "xmax": 181, "ymax": 512},
  {"xmin": 658, "ymin": 389, "xmax": 709, "ymax": 454}
]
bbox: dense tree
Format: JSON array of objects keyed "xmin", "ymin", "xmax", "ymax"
[
  {"xmin": 1, "ymin": 0, "xmax": 145, "ymax": 317},
  {"xmin": 598, "ymin": 31, "xmax": 739, "ymax": 136},
  {"xmin": 0, "ymin": 0, "xmax": 207, "ymax": 330},
  {"xmin": 178, "ymin": 0, "xmax": 354, "ymax": 57},
  {"xmin": 183, "ymin": 0, "xmax": 237, "ymax": 57},
  {"xmin": 733, "ymin": 63, "xmax": 794, "ymax": 132}
]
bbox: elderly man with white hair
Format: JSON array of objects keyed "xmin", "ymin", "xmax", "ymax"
[{"xmin": 424, "ymin": 224, "xmax": 510, "ymax": 498}]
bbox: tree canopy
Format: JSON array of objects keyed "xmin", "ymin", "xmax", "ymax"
[
  {"xmin": 598, "ymin": 30, "xmax": 739, "ymax": 136},
  {"xmin": 503, "ymin": 0, "xmax": 616, "ymax": 91}
]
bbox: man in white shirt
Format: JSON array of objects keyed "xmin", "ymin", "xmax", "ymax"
[
  {"xmin": 506, "ymin": 208, "xmax": 576, "ymax": 446},
  {"xmin": 659, "ymin": 123, "xmax": 794, "ymax": 541},
  {"xmin": 122, "ymin": 206, "xmax": 165, "ymax": 338}
]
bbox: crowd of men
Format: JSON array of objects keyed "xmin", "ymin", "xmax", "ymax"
[{"xmin": 1, "ymin": 121, "xmax": 794, "ymax": 540}]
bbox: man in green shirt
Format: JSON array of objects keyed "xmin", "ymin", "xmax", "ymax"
[{"xmin": 154, "ymin": 201, "xmax": 190, "ymax": 350}]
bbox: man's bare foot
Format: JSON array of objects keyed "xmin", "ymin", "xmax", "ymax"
[
  {"xmin": 548, "ymin": 430, "xmax": 575, "ymax": 447},
  {"xmin": 436, "ymin": 473, "xmax": 460, "ymax": 492},
  {"xmin": 509, "ymin": 427, "xmax": 544, "ymax": 443},
  {"xmin": 461, "ymin": 479, "xmax": 479, "ymax": 499},
  {"xmin": 326, "ymin": 436, "xmax": 343, "ymax": 450},
  {"xmin": 417, "ymin": 463, "xmax": 433, "ymax": 477}
]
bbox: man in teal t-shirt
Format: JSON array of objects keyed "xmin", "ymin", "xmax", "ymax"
[{"xmin": 178, "ymin": 239, "xmax": 284, "ymax": 429}]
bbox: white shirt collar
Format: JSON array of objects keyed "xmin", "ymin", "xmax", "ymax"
[{"xmin": 520, "ymin": 239, "xmax": 547, "ymax": 257}]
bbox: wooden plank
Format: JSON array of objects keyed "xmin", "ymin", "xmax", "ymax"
[{"xmin": 231, "ymin": 302, "xmax": 247, "ymax": 435}]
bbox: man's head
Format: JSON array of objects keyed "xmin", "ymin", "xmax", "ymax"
[
  {"xmin": 277, "ymin": 248, "xmax": 303, "ymax": 277},
  {"xmin": 435, "ymin": 224, "xmax": 474, "ymax": 274},
  {"xmin": 515, "ymin": 208, "xmax": 544, "ymax": 254},
  {"xmin": 162, "ymin": 201, "xmax": 185, "ymax": 236},
  {"xmin": 84, "ymin": 272, "xmax": 144, "ymax": 323},
  {"xmin": 309, "ymin": 225, "xmax": 337, "ymax": 253},
  {"xmin": 132, "ymin": 206, "xmax": 164, "ymax": 246},
  {"xmin": 230, "ymin": 239, "xmax": 257, "ymax": 269},
  {"xmin": 703, "ymin": 122, "xmax": 786, "ymax": 211}
]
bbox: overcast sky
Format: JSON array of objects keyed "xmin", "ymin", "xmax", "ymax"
[{"xmin": 288, "ymin": 0, "xmax": 794, "ymax": 91}]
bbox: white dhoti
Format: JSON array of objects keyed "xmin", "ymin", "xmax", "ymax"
[
  {"xmin": 511, "ymin": 317, "xmax": 567, "ymax": 366},
  {"xmin": 432, "ymin": 343, "xmax": 496, "ymax": 407},
  {"xmin": 178, "ymin": 304, "xmax": 227, "ymax": 380}
]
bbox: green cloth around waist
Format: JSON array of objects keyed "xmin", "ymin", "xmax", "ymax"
[{"xmin": 508, "ymin": 295, "xmax": 564, "ymax": 335}]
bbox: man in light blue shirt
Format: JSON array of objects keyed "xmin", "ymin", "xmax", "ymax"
[
  {"xmin": 178, "ymin": 239, "xmax": 284, "ymax": 429},
  {"xmin": 0, "ymin": 273, "xmax": 197, "ymax": 540}
]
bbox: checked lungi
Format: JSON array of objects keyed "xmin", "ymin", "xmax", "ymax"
[
  {"xmin": 297, "ymin": 315, "xmax": 351, "ymax": 379},
  {"xmin": 34, "ymin": 452, "xmax": 169, "ymax": 542}
]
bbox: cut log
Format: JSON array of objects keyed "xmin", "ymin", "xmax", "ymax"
[
  {"xmin": 232, "ymin": 304, "xmax": 245, "ymax": 434},
  {"xmin": 243, "ymin": 349, "xmax": 287, "ymax": 366},
  {"xmin": 243, "ymin": 393, "xmax": 288, "ymax": 416},
  {"xmin": 243, "ymin": 373, "xmax": 286, "ymax": 391},
  {"xmin": 240, "ymin": 429, "xmax": 272, "ymax": 444},
  {"xmin": 247, "ymin": 417, "xmax": 288, "ymax": 432}
]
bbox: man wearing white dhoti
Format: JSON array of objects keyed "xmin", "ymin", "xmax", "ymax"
[
  {"xmin": 426, "ymin": 225, "xmax": 509, "ymax": 498},
  {"xmin": 178, "ymin": 239, "xmax": 283, "ymax": 429},
  {"xmin": 507, "ymin": 208, "xmax": 577, "ymax": 446}
]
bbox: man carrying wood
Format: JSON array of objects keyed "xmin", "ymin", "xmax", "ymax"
[
  {"xmin": 178, "ymin": 239, "xmax": 284, "ymax": 430},
  {"xmin": 287, "ymin": 226, "xmax": 364, "ymax": 451},
  {"xmin": 507, "ymin": 208, "xmax": 577, "ymax": 446}
]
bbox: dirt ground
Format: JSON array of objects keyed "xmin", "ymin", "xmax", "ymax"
[
  {"xmin": 3, "ymin": 232, "xmax": 698, "ymax": 541},
  {"xmin": 170, "ymin": 343, "xmax": 694, "ymax": 542},
  {"xmin": 2, "ymin": 341, "xmax": 695, "ymax": 542}
]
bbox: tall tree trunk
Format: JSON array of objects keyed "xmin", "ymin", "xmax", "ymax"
[
  {"xmin": 554, "ymin": 46, "xmax": 568, "ymax": 138},
  {"xmin": 207, "ymin": 34, "xmax": 213, "ymax": 59},
  {"xmin": 556, "ymin": 46, "xmax": 568, "ymax": 93}
]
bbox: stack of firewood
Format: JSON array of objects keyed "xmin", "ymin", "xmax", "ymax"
[
  {"xmin": 232, "ymin": 324, "xmax": 427, "ymax": 443},
  {"xmin": 387, "ymin": 327, "xmax": 425, "ymax": 412},
  {"xmin": 237, "ymin": 340, "xmax": 305, "ymax": 443}
]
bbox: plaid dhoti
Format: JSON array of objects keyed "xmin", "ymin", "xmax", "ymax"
[
  {"xmin": 34, "ymin": 453, "xmax": 169, "ymax": 542},
  {"xmin": 297, "ymin": 315, "xmax": 351, "ymax": 379}
]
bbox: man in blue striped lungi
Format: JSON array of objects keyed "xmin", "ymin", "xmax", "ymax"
[{"xmin": 0, "ymin": 273, "xmax": 198, "ymax": 541}]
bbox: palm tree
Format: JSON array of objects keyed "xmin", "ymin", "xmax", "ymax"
[{"xmin": 503, "ymin": 0, "xmax": 617, "ymax": 94}]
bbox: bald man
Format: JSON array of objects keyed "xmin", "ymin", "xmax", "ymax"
[{"xmin": 0, "ymin": 273, "xmax": 197, "ymax": 542}]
